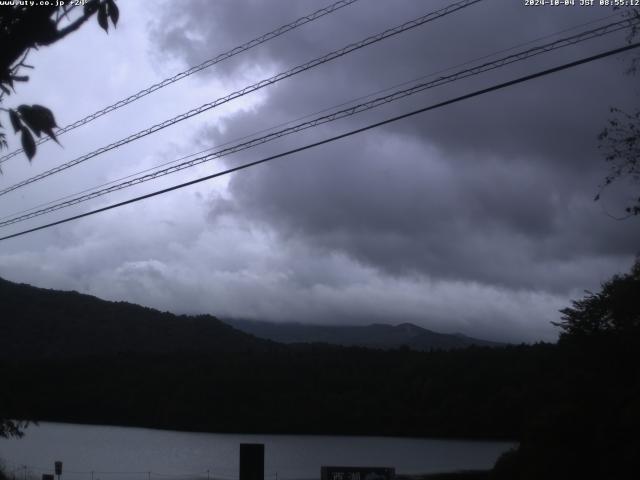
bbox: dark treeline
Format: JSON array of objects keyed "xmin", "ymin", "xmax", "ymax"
[
  {"xmin": 1, "ymin": 343, "xmax": 556, "ymax": 439},
  {"xmin": 2, "ymin": 334, "xmax": 639, "ymax": 477},
  {"xmin": 491, "ymin": 261, "xmax": 640, "ymax": 479}
]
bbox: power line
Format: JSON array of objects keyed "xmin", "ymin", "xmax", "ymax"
[
  {"xmin": 3, "ymin": 8, "xmax": 622, "ymax": 223},
  {"xmin": 2, "ymin": 9, "xmax": 625, "ymax": 225},
  {"xmin": 0, "ymin": 0, "xmax": 483, "ymax": 198},
  {"xmin": 0, "ymin": 0, "xmax": 360, "ymax": 165},
  {"xmin": 2, "ymin": 13, "xmax": 623, "ymax": 220},
  {"xmin": 1, "ymin": 42, "xmax": 637, "ymax": 243},
  {"xmin": 0, "ymin": 15, "xmax": 635, "ymax": 228}
]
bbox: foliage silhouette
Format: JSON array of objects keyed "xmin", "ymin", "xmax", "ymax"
[
  {"xmin": 491, "ymin": 258, "xmax": 640, "ymax": 479},
  {"xmin": 553, "ymin": 257, "xmax": 640, "ymax": 338},
  {"xmin": 0, "ymin": 419, "xmax": 27, "ymax": 439},
  {"xmin": 0, "ymin": 0, "xmax": 119, "ymax": 161},
  {"xmin": 595, "ymin": 7, "xmax": 640, "ymax": 216}
]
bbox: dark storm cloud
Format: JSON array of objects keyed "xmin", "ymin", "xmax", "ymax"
[{"xmin": 151, "ymin": 0, "xmax": 640, "ymax": 296}]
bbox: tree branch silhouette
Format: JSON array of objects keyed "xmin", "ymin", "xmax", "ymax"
[{"xmin": 0, "ymin": 0, "xmax": 119, "ymax": 162}]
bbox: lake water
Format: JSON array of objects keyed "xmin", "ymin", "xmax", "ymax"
[{"xmin": 0, "ymin": 423, "xmax": 515, "ymax": 480}]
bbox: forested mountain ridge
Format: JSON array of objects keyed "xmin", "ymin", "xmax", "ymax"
[
  {"xmin": 0, "ymin": 276, "xmax": 501, "ymax": 359},
  {"xmin": 0, "ymin": 277, "xmax": 275, "ymax": 358},
  {"xmin": 0, "ymin": 275, "xmax": 537, "ymax": 440}
]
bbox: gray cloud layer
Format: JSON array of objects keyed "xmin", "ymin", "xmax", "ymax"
[
  {"xmin": 2, "ymin": 0, "xmax": 639, "ymax": 343},
  {"xmin": 153, "ymin": 0, "xmax": 640, "ymax": 291}
]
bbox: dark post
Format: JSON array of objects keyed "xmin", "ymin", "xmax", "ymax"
[
  {"xmin": 239, "ymin": 443, "xmax": 264, "ymax": 480},
  {"xmin": 54, "ymin": 462, "xmax": 62, "ymax": 480}
]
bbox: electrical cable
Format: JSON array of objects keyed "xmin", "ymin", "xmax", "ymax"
[
  {"xmin": 0, "ymin": 16, "xmax": 635, "ymax": 228},
  {"xmin": 0, "ymin": 0, "xmax": 361, "ymax": 164},
  {"xmin": 0, "ymin": 0, "xmax": 483, "ymax": 197},
  {"xmin": 0, "ymin": 8, "xmax": 624, "ymax": 222},
  {"xmin": 1, "ymin": 41, "xmax": 637, "ymax": 242}
]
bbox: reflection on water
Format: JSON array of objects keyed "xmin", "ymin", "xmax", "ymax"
[{"xmin": 0, "ymin": 423, "xmax": 515, "ymax": 480}]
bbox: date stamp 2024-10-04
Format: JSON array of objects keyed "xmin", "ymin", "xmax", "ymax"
[{"xmin": 525, "ymin": 0, "xmax": 640, "ymax": 6}]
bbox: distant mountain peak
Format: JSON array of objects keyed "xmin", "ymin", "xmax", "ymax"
[
  {"xmin": 226, "ymin": 318, "xmax": 504, "ymax": 351},
  {"xmin": 395, "ymin": 322, "xmax": 427, "ymax": 335}
]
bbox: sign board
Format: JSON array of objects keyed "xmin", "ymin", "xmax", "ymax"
[
  {"xmin": 54, "ymin": 462, "xmax": 63, "ymax": 476},
  {"xmin": 321, "ymin": 467, "xmax": 395, "ymax": 480},
  {"xmin": 43, "ymin": 475, "xmax": 54, "ymax": 480}
]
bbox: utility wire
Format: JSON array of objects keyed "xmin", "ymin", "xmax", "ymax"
[
  {"xmin": 0, "ymin": 0, "xmax": 483, "ymax": 198},
  {"xmin": 2, "ymin": 8, "xmax": 622, "ymax": 223},
  {"xmin": 1, "ymin": 42, "xmax": 637, "ymax": 243},
  {"xmin": 0, "ymin": 16, "xmax": 635, "ymax": 228},
  {"xmin": 0, "ymin": 0, "xmax": 360, "ymax": 165},
  {"xmin": 1, "ymin": 13, "xmax": 623, "ymax": 217}
]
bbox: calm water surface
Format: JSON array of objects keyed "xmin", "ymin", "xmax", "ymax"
[{"xmin": 0, "ymin": 423, "xmax": 515, "ymax": 480}]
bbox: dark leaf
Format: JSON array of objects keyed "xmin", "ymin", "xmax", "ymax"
[
  {"xmin": 32, "ymin": 105, "xmax": 60, "ymax": 143},
  {"xmin": 21, "ymin": 128, "xmax": 36, "ymax": 161},
  {"xmin": 107, "ymin": 0, "xmax": 119, "ymax": 27},
  {"xmin": 84, "ymin": 0, "xmax": 100, "ymax": 16},
  {"xmin": 9, "ymin": 109, "xmax": 21, "ymax": 133},
  {"xmin": 17, "ymin": 105, "xmax": 59, "ymax": 142},
  {"xmin": 594, "ymin": 193, "xmax": 600, "ymax": 202},
  {"xmin": 27, "ymin": 104, "xmax": 57, "ymax": 128},
  {"xmin": 0, "ymin": 84, "xmax": 10, "ymax": 95},
  {"xmin": 18, "ymin": 105, "xmax": 42, "ymax": 137},
  {"xmin": 12, "ymin": 75, "xmax": 29, "ymax": 82},
  {"xmin": 98, "ymin": 3, "xmax": 109, "ymax": 32}
]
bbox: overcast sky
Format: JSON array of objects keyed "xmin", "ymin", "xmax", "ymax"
[{"xmin": 0, "ymin": 0, "xmax": 639, "ymax": 343}]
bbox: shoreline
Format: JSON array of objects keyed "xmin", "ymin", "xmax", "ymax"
[{"xmin": 13, "ymin": 419, "xmax": 519, "ymax": 444}]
